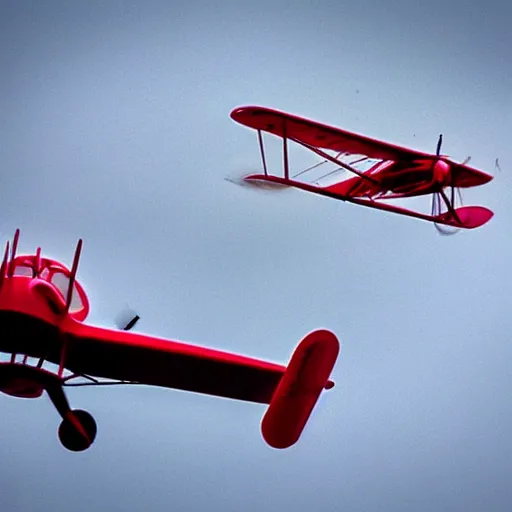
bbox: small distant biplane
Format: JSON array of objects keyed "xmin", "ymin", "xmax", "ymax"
[
  {"xmin": 231, "ymin": 106, "xmax": 494, "ymax": 233},
  {"xmin": 0, "ymin": 230, "xmax": 339, "ymax": 451}
]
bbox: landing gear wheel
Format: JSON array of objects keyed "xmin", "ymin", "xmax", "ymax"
[{"xmin": 58, "ymin": 409, "xmax": 97, "ymax": 452}]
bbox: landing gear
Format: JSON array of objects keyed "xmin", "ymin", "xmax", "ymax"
[
  {"xmin": 58, "ymin": 409, "xmax": 97, "ymax": 452},
  {"xmin": 47, "ymin": 382, "xmax": 98, "ymax": 453},
  {"xmin": 0, "ymin": 363, "xmax": 98, "ymax": 452}
]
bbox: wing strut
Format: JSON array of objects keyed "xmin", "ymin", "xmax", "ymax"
[
  {"xmin": 58, "ymin": 238, "xmax": 83, "ymax": 378},
  {"xmin": 283, "ymin": 119, "xmax": 289, "ymax": 180},
  {"xmin": 0, "ymin": 241, "xmax": 10, "ymax": 290},
  {"xmin": 257, "ymin": 130, "xmax": 268, "ymax": 176},
  {"xmin": 64, "ymin": 239, "xmax": 83, "ymax": 314},
  {"xmin": 295, "ymin": 139, "xmax": 379, "ymax": 185},
  {"xmin": 34, "ymin": 247, "xmax": 42, "ymax": 277},
  {"xmin": 7, "ymin": 229, "xmax": 20, "ymax": 278}
]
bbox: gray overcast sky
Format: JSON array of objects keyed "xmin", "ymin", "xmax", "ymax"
[{"xmin": 1, "ymin": 1, "xmax": 511, "ymax": 511}]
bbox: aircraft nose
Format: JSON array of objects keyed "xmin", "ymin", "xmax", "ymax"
[{"xmin": 434, "ymin": 160, "xmax": 451, "ymax": 184}]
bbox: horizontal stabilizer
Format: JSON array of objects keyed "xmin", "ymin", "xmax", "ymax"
[
  {"xmin": 261, "ymin": 329, "xmax": 339, "ymax": 449},
  {"xmin": 436, "ymin": 206, "xmax": 494, "ymax": 229}
]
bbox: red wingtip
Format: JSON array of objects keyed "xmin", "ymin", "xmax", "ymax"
[
  {"xmin": 230, "ymin": 105, "xmax": 261, "ymax": 122},
  {"xmin": 243, "ymin": 174, "xmax": 290, "ymax": 191}
]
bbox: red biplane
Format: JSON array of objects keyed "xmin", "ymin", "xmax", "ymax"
[
  {"xmin": 0, "ymin": 230, "xmax": 339, "ymax": 451},
  {"xmin": 231, "ymin": 106, "xmax": 494, "ymax": 233}
]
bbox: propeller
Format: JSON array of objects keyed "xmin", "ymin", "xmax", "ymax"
[
  {"xmin": 431, "ymin": 192, "xmax": 460, "ymax": 236},
  {"xmin": 431, "ymin": 134, "xmax": 461, "ymax": 235},
  {"xmin": 115, "ymin": 307, "xmax": 140, "ymax": 331},
  {"xmin": 436, "ymin": 134, "xmax": 443, "ymax": 156}
]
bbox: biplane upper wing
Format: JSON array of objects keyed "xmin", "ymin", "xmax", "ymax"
[
  {"xmin": 231, "ymin": 105, "xmax": 434, "ymax": 161},
  {"xmin": 61, "ymin": 319, "xmax": 287, "ymax": 404},
  {"xmin": 231, "ymin": 105, "xmax": 493, "ymax": 190}
]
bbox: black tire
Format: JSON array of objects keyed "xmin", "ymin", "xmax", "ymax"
[{"xmin": 58, "ymin": 409, "xmax": 97, "ymax": 452}]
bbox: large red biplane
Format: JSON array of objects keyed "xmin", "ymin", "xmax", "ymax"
[
  {"xmin": 0, "ymin": 230, "xmax": 339, "ymax": 451},
  {"xmin": 231, "ymin": 106, "xmax": 494, "ymax": 233}
]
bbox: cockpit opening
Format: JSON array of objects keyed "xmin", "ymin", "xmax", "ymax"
[{"xmin": 9, "ymin": 254, "xmax": 89, "ymax": 321}]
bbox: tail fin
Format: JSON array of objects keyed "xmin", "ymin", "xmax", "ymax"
[{"xmin": 261, "ymin": 329, "xmax": 339, "ymax": 449}]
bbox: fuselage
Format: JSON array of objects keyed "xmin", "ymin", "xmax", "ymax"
[{"xmin": 322, "ymin": 158, "xmax": 493, "ymax": 200}]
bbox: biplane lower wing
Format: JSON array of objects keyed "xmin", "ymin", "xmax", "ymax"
[
  {"xmin": 61, "ymin": 319, "xmax": 285, "ymax": 403},
  {"xmin": 59, "ymin": 320, "xmax": 337, "ymax": 407},
  {"xmin": 245, "ymin": 174, "xmax": 494, "ymax": 229},
  {"xmin": 348, "ymin": 197, "xmax": 493, "ymax": 229},
  {"xmin": 261, "ymin": 329, "xmax": 339, "ymax": 449}
]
